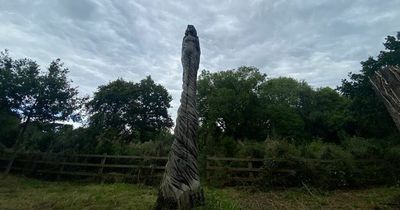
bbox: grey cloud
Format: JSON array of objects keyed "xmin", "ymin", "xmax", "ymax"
[{"xmin": 0, "ymin": 0, "xmax": 399, "ymax": 121}]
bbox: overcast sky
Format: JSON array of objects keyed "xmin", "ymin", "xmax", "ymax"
[{"xmin": 1, "ymin": 0, "xmax": 399, "ymax": 122}]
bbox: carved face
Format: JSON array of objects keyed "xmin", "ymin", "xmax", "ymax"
[{"xmin": 185, "ymin": 25, "xmax": 197, "ymax": 37}]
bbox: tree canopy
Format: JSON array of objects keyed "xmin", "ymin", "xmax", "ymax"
[
  {"xmin": 88, "ymin": 76, "xmax": 173, "ymax": 143},
  {"xmin": 339, "ymin": 35, "xmax": 400, "ymax": 138},
  {"xmin": 0, "ymin": 50, "xmax": 84, "ymax": 149}
]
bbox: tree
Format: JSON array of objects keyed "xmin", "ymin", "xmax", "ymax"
[
  {"xmin": 258, "ymin": 77, "xmax": 314, "ymax": 140},
  {"xmin": 0, "ymin": 51, "xmax": 83, "ymax": 174},
  {"xmin": 88, "ymin": 77, "xmax": 173, "ymax": 143},
  {"xmin": 131, "ymin": 76, "xmax": 173, "ymax": 141},
  {"xmin": 339, "ymin": 35, "xmax": 400, "ymax": 138},
  {"xmin": 0, "ymin": 52, "xmax": 83, "ymax": 148},
  {"xmin": 0, "ymin": 109, "xmax": 19, "ymax": 148},
  {"xmin": 88, "ymin": 79, "xmax": 137, "ymax": 142},
  {"xmin": 307, "ymin": 87, "xmax": 350, "ymax": 143},
  {"xmin": 198, "ymin": 66, "xmax": 267, "ymax": 141}
]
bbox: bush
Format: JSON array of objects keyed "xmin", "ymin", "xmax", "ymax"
[
  {"xmin": 384, "ymin": 146, "xmax": 400, "ymax": 184},
  {"xmin": 122, "ymin": 131, "xmax": 174, "ymax": 156},
  {"xmin": 264, "ymin": 139, "xmax": 300, "ymax": 159},
  {"xmin": 220, "ymin": 136, "xmax": 239, "ymax": 157},
  {"xmin": 303, "ymin": 140, "xmax": 355, "ymax": 188},
  {"xmin": 237, "ymin": 141, "xmax": 265, "ymax": 158},
  {"xmin": 123, "ymin": 140, "xmax": 172, "ymax": 156},
  {"xmin": 342, "ymin": 137, "xmax": 382, "ymax": 159},
  {"xmin": 261, "ymin": 139, "xmax": 302, "ymax": 187},
  {"xmin": 304, "ymin": 140, "xmax": 352, "ymax": 160},
  {"xmin": 259, "ymin": 140, "xmax": 359, "ymax": 189}
]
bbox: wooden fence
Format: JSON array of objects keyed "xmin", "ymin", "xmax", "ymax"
[
  {"xmin": 0, "ymin": 151, "xmax": 389, "ymax": 186},
  {"xmin": 205, "ymin": 156, "xmax": 389, "ymax": 186},
  {"xmin": 0, "ymin": 152, "xmax": 168, "ymax": 184}
]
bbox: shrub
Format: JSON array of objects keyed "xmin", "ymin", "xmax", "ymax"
[
  {"xmin": 342, "ymin": 137, "xmax": 382, "ymax": 159},
  {"xmin": 122, "ymin": 139, "xmax": 172, "ymax": 156},
  {"xmin": 237, "ymin": 141, "xmax": 265, "ymax": 158},
  {"xmin": 261, "ymin": 139, "xmax": 302, "ymax": 187},
  {"xmin": 302, "ymin": 140, "xmax": 356, "ymax": 188},
  {"xmin": 264, "ymin": 139, "xmax": 300, "ymax": 159},
  {"xmin": 304, "ymin": 140, "xmax": 352, "ymax": 160},
  {"xmin": 384, "ymin": 146, "xmax": 400, "ymax": 184},
  {"xmin": 220, "ymin": 136, "xmax": 239, "ymax": 157}
]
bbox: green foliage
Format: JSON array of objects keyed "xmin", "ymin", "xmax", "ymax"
[
  {"xmin": 0, "ymin": 109, "xmax": 19, "ymax": 148},
  {"xmin": 264, "ymin": 139, "xmax": 300, "ymax": 159},
  {"xmin": 219, "ymin": 136, "xmax": 238, "ymax": 157},
  {"xmin": 259, "ymin": 77, "xmax": 313, "ymax": 140},
  {"xmin": 2, "ymin": 174, "xmax": 400, "ymax": 210},
  {"xmin": 204, "ymin": 188, "xmax": 240, "ymax": 210},
  {"xmin": 259, "ymin": 77, "xmax": 313, "ymax": 109},
  {"xmin": 0, "ymin": 51, "xmax": 84, "ymax": 151},
  {"xmin": 342, "ymin": 137, "xmax": 382, "ymax": 159},
  {"xmin": 198, "ymin": 66, "xmax": 267, "ymax": 141},
  {"xmin": 0, "ymin": 52, "xmax": 83, "ymax": 124},
  {"xmin": 265, "ymin": 105, "xmax": 305, "ymax": 139},
  {"xmin": 88, "ymin": 76, "xmax": 173, "ymax": 143},
  {"xmin": 385, "ymin": 145, "xmax": 400, "ymax": 161},
  {"xmin": 122, "ymin": 132, "xmax": 174, "ymax": 156},
  {"xmin": 262, "ymin": 142, "xmax": 356, "ymax": 189},
  {"xmin": 198, "ymin": 69, "xmax": 356, "ymax": 144},
  {"xmin": 88, "ymin": 79, "xmax": 137, "ymax": 140},
  {"xmin": 237, "ymin": 141, "xmax": 265, "ymax": 158},
  {"xmin": 303, "ymin": 140, "xmax": 352, "ymax": 160},
  {"xmin": 307, "ymin": 87, "xmax": 351, "ymax": 143},
  {"xmin": 339, "ymin": 35, "xmax": 400, "ymax": 138},
  {"xmin": 51, "ymin": 127, "xmax": 98, "ymax": 154}
]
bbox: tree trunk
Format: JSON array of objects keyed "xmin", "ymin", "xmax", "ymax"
[
  {"xmin": 155, "ymin": 25, "xmax": 204, "ymax": 210},
  {"xmin": 3, "ymin": 113, "xmax": 31, "ymax": 176},
  {"xmin": 370, "ymin": 65, "xmax": 400, "ymax": 132}
]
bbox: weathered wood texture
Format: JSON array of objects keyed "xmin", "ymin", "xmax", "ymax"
[
  {"xmin": 0, "ymin": 151, "xmax": 167, "ymax": 183},
  {"xmin": 370, "ymin": 66, "xmax": 400, "ymax": 131},
  {"xmin": 0, "ymin": 151, "xmax": 387, "ymax": 186},
  {"xmin": 156, "ymin": 25, "xmax": 204, "ymax": 210}
]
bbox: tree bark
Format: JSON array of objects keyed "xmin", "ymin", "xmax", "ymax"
[
  {"xmin": 155, "ymin": 25, "xmax": 204, "ymax": 210},
  {"xmin": 370, "ymin": 65, "xmax": 400, "ymax": 132}
]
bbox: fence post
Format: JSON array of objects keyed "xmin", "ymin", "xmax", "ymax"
[
  {"xmin": 248, "ymin": 157, "xmax": 254, "ymax": 180},
  {"xmin": 56, "ymin": 155, "xmax": 66, "ymax": 181},
  {"xmin": 98, "ymin": 153, "xmax": 107, "ymax": 184},
  {"xmin": 136, "ymin": 156, "xmax": 143, "ymax": 183},
  {"xmin": 206, "ymin": 156, "xmax": 210, "ymax": 182},
  {"xmin": 28, "ymin": 153, "xmax": 39, "ymax": 176}
]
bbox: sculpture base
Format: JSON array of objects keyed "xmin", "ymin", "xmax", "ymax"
[{"xmin": 155, "ymin": 187, "xmax": 204, "ymax": 210}]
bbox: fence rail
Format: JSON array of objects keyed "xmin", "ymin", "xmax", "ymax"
[
  {"xmin": 0, "ymin": 151, "xmax": 168, "ymax": 184},
  {"xmin": 0, "ymin": 151, "xmax": 388, "ymax": 185}
]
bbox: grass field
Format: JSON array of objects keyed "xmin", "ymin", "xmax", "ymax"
[{"xmin": 1, "ymin": 174, "xmax": 400, "ymax": 210}]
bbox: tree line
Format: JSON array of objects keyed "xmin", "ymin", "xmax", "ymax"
[{"xmin": 0, "ymin": 34, "xmax": 399, "ymax": 157}]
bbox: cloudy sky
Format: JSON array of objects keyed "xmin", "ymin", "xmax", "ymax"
[{"xmin": 1, "ymin": 0, "xmax": 399, "ymax": 121}]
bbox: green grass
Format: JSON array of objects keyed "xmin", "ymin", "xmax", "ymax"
[
  {"xmin": 1, "ymin": 174, "xmax": 400, "ymax": 209},
  {"xmin": 0, "ymin": 174, "xmax": 156, "ymax": 210},
  {"xmin": 220, "ymin": 186, "xmax": 400, "ymax": 210}
]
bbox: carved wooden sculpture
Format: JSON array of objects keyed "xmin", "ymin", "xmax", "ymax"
[
  {"xmin": 370, "ymin": 66, "xmax": 400, "ymax": 132},
  {"xmin": 155, "ymin": 25, "xmax": 204, "ymax": 209}
]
